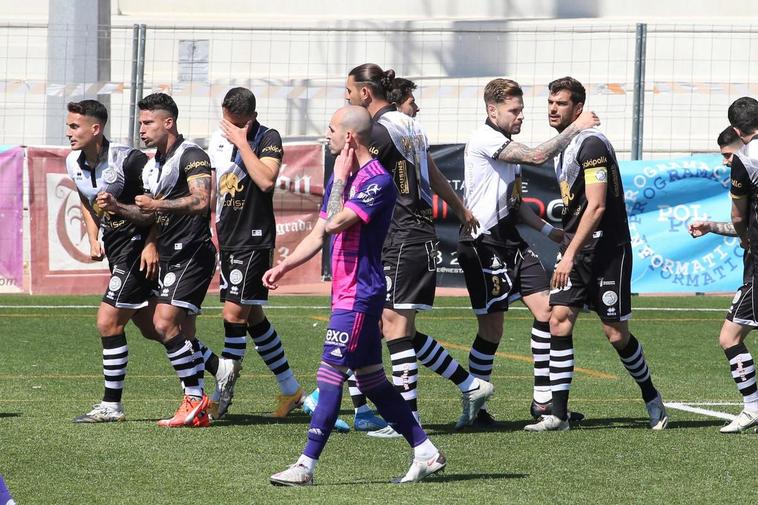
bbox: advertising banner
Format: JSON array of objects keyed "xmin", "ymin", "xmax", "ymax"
[
  {"xmin": 27, "ymin": 143, "xmax": 325, "ymax": 295},
  {"xmin": 624, "ymin": 154, "xmax": 741, "ymax": 293},
  {"xmin": 0, "ymin": 146, "xmax": 24, "ymax": 293}
]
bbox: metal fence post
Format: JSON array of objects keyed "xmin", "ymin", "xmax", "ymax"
[
  {"xmin": 129, "ymin": 24, "xmax": 147, "ymax": 147},
  {"xmin": 632, "ymin": 22, "xmax": 647, "ymax": 160},
  {"xmin": 128, "ymin": 24, "xmax": 139, "ymax": 147}
]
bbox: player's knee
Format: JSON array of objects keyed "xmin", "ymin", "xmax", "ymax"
[
  {"xmin": 602, "ymin": 323, "xmax": 628, "ymax": 348},
  {"xmin": 549, "ymin": 312, "xmax": 571, "ymax": 336},
  {"xmin": 476, "ymin": 315, "xmax": 503, "ymax": 341},
  {"xmin": 718, "ymin": 327, "xmax": 742, "ymax": 350},
  {"xmin": 96, "ymin": 316, "xmax": 123, "ymax": 337},
  {"xmin": 152, "ymin": 316, "xmax": 175, "ymax": 339}
]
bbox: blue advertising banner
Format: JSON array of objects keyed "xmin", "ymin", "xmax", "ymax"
[{"xmin": 625, "ymin": 154, "xmax": 744, "ymax": 293}]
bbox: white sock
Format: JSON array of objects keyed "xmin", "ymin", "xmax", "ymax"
[
  {"xmin": 101, "ymin": 401, "xmax": 121, "ymax": 410},
  {"xmin": 296, "ymin": 454, "xmax": 317, "ymax": 473},
  {"xmin": 413, "ymin": 439, "xmax": 438, "ymax": 461},
  {"xmin": 533, "ymin": 387, "xmax": 552, "ymax": 404}
]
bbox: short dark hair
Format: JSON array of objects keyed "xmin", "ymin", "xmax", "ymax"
[
  {"xmin": 483, "ymin": 78, "xmax": 522, "ymax": 105},
  {"xmin": 387, "ymin": 78, "xmax": 417, "ymax": 106},
  {"xmin": 67, "ymin": 99, "xmax": 108, "ymax": 125},
  {"xmin": 548, "ymin": 76, "xmax": 586, "ymax": 105},
  {"xmin": 222, "ymin": 87, "xmax": 256, "ymax": 116},
  {"xmin": 138, "ymin": 92, "xmax": 179, "ymax": 119},
  {"xmin": 728, "ymin": 97, "xmax": 758, "ymax": 135},
  {"xmin": 717, "ymin": 126, "xmax": 740, "ymax": 147},
  {"xmin": 348, "ymin": 63, "xmax": 395, "ymax": 100}
]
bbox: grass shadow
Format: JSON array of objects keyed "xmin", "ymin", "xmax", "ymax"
[
  {"xmin": 327, "ymin": 472, "xmax": 528, "ymax": 486},
  {"xmin": 0, "ymin": 413, "xmax": 21, "ymax": 419}
]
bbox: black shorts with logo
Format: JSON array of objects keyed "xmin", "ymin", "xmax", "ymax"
[
  {"xmin": 549, "ymin": 242, "xmax": 632, "ymax": 322},
  {"xmin": 458, "ymin": 240, "xmax": 549, "ymax": 315},
  {"xmin": 102, "ymin": 247, "xmax": 158, "ymax": 310},
  {"xmin": 383, "ymin": 240, "xmax": 438, "ymax": 311},
  {"xmin": 726, "ymin": 281, "xmax": 758, "ymax": 327},
  {"xmin": 157, "ymin": 240, "xmax": 217, "ymax": 315},
  {"xmin": 219, "ymin": 248, "xmax": 273, "ymax": 305}
]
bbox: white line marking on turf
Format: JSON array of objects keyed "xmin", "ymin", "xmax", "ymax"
[
  {"xmin": 665, "ymin": 402, "xmax": 736, "ymax": 421},
  {"xmin": 0, "ymin": 304, "xmax": 729, "ymax": 311}
]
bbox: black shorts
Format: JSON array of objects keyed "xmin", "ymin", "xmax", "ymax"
[
  {"xmin": 726, "ymin": 282, "xmax": 758, "ymax": 327},
  {"xmin": 458, "ymin": 240, "xmax": 549, "ymax": 315},
  {"xmin": 549, "ymin": 242, "xmax": 632, "ymax": 322},
  {"xmin": 157, "ymin": 240, "xmax": 217, "ymax": 315},
  {"xmin": 103, "ymin": 249, "xmax": 158, "ymax": 310},
  {"xmin": 383, "ymin": 240, "xmax": 437, "ymax": 311},
  {"xmin": 219, "ymin": 248, "xmax": 273, "ymax": 305}
]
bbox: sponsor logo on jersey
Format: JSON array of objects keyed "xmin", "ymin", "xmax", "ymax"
[
  {"xmin": 261, "ymin": 145, "xmax": 282, "ymax": 155},
  {"xmin": 582, "ymin": 156, "xmax": 608, "ymax": 169},
  {"xmin": 251, "ymin": 229, "xmax": 262, "ymax": 237},
  {"xmin": 219, "ymin": 173, "xmax": 244, "ymax": 198},
  {"xmin": 183, "ymin": 160, "xmax": 210, "ymax": 173},
  {"xmin": 330, "ymin": 348, "xmax": 343, "ymax": 358}
]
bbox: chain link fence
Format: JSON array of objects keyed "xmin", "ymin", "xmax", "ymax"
[{"xmin": 1, "ymin": 21, "xmax": 757, "ymax": 157}]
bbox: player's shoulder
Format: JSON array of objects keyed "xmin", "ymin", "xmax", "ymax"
[
  {"xmin": 180, "ymin": 142, "xmax": 211, "ymax": 170},
  {"xmin": 208, "ymin": 129, "xmax": 227, "ymax": 150},
  {"xmin": 468, "ymin": 123, "xmax": 506, "ymax": 149},
  {"xmin": 577, "ymin": 131, "xmax": 612, "ymax": 166}
]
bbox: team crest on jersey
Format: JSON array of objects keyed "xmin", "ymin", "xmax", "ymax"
[
  {"xmin": 102, "ymin": 168, "xmax": 118, "ymax": 184},
  {"xmin": 108, "ymin": 276, "xmax": 122, "ymax": 292},
  {"xmin": 229, "ymin": 269, "xmax": 243, "ymax": 285},
  {"xmin": 163, "ymin": 272, "xmax": 177, "ymax": 287},
  {"xmin": 219, "ymin": 173, "xmax": 244, "ymax": 198}
]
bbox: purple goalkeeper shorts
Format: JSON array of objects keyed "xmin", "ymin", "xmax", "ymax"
[{"xmin": 321, "ymin": 309, "xmax": 382, "ymax": 369}]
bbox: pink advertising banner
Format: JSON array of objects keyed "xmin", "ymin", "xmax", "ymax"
[{"xmin": 0, "ymin": 146, "xmax": 24, "ymax": 293}]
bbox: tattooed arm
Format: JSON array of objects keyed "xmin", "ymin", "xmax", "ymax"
[
  {"xmin": 498, "ymin": 110, "xmax": 600, "ymax": 165},
  {"xmin": 688, "ymin": 220, "xmax": 737, "ymax": 238}
]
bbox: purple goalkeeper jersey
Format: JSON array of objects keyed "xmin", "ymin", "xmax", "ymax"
[{"xmin": 320, "ymin": 158, "xmax": 397, "ymax": 316}]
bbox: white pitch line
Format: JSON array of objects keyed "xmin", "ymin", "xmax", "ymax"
[
  {"xmin": 665, "ymin": 402, "xmax": 736, "ymax": 421},
  {"xmin": 0, "ymin": 304, "xmax": 729, "ymax": 311}
]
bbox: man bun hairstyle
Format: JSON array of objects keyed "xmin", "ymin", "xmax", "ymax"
[
  {"xmin": 138, "ymin": 92, "xmax": 179, "ymax": 119},
  {"xmin": 348, "ymin": 63, "xmax": 395, "ymax": 100},
  {"xmin": 388, "ymin": 77, "xmax": 417, "ymax": 106},
  {"xmin": 67, "ymin": 99, "xmax": 108, "ymax": 125},
  {"xmin": 548, "ymin": 76, "xmax": 586, "ymax": 105}
]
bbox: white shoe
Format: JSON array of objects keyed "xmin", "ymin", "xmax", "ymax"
[
  {"xmin": 73, "ymin": 402, "xmax": 125, "ymax": 423},
  {"xmin": 720, "ymin": 409, "xmax": 758, "ymax": 434},
  {"xmin": 524, "ymin": 414, "xmax": 570, "ymax": 432},
  {"xmin": 455, "ymin": 380, "xmax": 495, "ymax": 430},
  {"xmin": 645, "ymin": 394, "xmax": 668, "ymax": 430},
  {"xmin": 270, "ymin": 463, "xmax": 314, "ymax": 487},
  {"xmin": 393, "ymin": 451, "xmax": 446, "ymax": 483},
  {"xmin": 367, "ymin": 425, "xmax": 403, "ymax": 438},
  {"xmin": 214, "ymin": 358, "xmax": 242, "ymax": 419}
]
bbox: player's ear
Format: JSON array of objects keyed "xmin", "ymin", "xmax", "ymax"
[
  {"xmin": 164, "ymin": 115, "xmax": 175, "ymax": 130},
  {"xmin": 486, "ymin": 102, "xmax": 496, "ymax": 118}
]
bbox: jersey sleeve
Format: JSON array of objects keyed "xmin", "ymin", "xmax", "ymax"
[
  {"xmin": 259, "ymin": 129, "xmax": 284, "ymax": 162},
  {"xmin": 475, "ymin": 129, "xmax": 511, "ymax": 160},
  {"xmin": 730, "ymin": 155, "xmax": 750, "ymax": 199},
  {"xmin": 180, "ymin": 147, "xmax": 212, "ymax": 182},
  {"xmin": 578, "ymin": 136, "xmax": 611, "ymax": 185},
  {"xmin": 319, "ymin": 174, "xmax": 334, "ymax": 219},
  {"xmin": 344, "ymin": 174, "xmax": 396, "ymax": 223}
]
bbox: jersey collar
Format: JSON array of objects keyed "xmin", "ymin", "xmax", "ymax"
[
  {"xmin": 372, "ymin": 104, "xmax": 397, "ymax": 121},
  {"xmin": 77, "ymin": 137, "xmax": 110, "ymax": 171},
  {"xmin": 156, "ymin": 134, "xmax": 184, "ymax": 165},
  {"xmin": 485, "ymin": 118, "xmax": 512, "ymax": 140}
]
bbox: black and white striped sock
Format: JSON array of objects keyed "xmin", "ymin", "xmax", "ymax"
[
  {"xmin": 248, "ymin": 318, "xmax": 300, "ymax": 396},
  {"xmin": 724, "ymin": 343, "xmax": 758, "ymax": 411},
  {"xmin": 469, "ymin": 335, "xmax": 499, "ymax": 383},
  {"xmin": 531, "ymin": 320, "xmax": 552, "ymax": 403},
  {"xmin": 347, "ymin": 372, "xmax": 368, "ymax": 412},
  {"xmin": 195, "ymin": 339, "xmax": 219, "ymax": 377},
  {"xmin": 617, "ymin": 334, "xmax": 657, "ymax": 403},
  {"xmin": 221, "ymin": 321, "xmax": 247, "ymax": 361},
  {"xmin": 550, "ymin": 334, "xmax": 574, "ymax": 421},
  {"xmin": 102, "ymin": 333, "xmax": 128, "ymax": 404},
  {"xmin": 387, "ymin": 337, "xmax": 419, "ymax": 420},
  {"xmin": 164, "ymin": 334, "xmax": 203, "ymax": 398},
  {"xmin": 414, "ymin": 331, "xmax": 476, "ymax": 392}
]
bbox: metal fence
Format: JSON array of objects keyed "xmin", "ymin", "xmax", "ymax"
[{"xmin": 1, "ymin": 21, "xmax": 757, "ymax": 158}]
